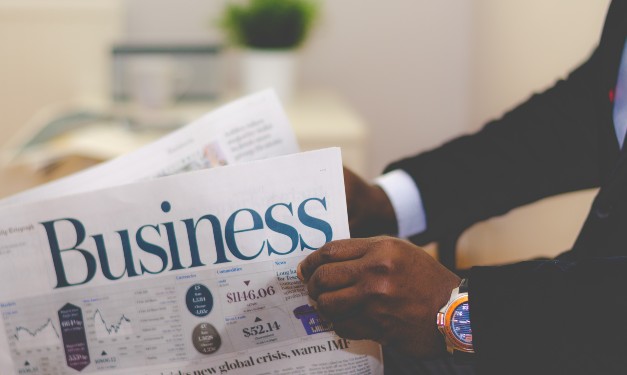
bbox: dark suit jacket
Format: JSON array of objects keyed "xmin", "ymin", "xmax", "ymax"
[{"xmin": 386, "ymin": 2, "xmax": 627, "ymax": 373}]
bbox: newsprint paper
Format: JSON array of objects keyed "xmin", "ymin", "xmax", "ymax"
[
  {"xmin": 0, "ymin": 90, "xmax": 299, "ymax": 207},
  {"xmin": 0, "ymin": 93, "xmax": 384, "ymax": 374},
  {"xmin": 0, "ymin": 149, "xmax": 383, "ymax": 375}
]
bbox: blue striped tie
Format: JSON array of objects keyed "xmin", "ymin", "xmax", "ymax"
[{"xmin": 613, "ymin": 38, "xmax": 627, "ymax": 149}]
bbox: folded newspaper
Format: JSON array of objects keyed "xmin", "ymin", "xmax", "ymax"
[{"xmin": 0, "ymin": 91, "xmax": 383, "ymax": 375}]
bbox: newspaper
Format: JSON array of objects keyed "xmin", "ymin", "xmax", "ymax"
[
  {"xmin": 0, "ymin": 148, "xmax": 383, "ymax": 375},
  {"xmin": 0, "ymin": 90, "xmax": 299, "ymax": 207},
  {"xmin": 0, "ymin": 92, "xmax": 383, "ymax": 374}
]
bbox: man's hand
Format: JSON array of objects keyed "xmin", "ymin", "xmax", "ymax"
[
  {"xmin": 298, "ymin": 236, "xmax": 461, "ymax": 358},
  {"xmin": 343, "ymin": 167, "xmax": 397, "ymax": 237}
]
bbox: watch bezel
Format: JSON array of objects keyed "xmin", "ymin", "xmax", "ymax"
[{"xmin": 442, "ymin": 294, "xmax": 474, "ymax": 353}]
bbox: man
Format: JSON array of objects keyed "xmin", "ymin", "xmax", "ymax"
[{"xmin": 298, "ymin": 1, "xmax": 627, "ymax": 374}]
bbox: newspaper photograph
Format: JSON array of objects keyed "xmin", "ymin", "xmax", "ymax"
[
  {"xmin": 0, "ymin": 89, "xmax": 299, "ymax": 207},
  {"xmin": 0, "ymin": 148, "xmax": 384, "ymax": 375}
]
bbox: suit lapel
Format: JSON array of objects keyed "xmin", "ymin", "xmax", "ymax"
[{"xmin": 570, "ymin": 1, "xmax": 627, "ymax": 256}]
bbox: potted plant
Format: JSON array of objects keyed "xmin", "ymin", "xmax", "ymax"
[{"xmin": 220, "ymin": 0, "xmax": 319, "ymax": 101}]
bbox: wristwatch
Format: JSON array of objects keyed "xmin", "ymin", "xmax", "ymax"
[{"xmin": 437, "ymin": 278, "xmax": 474, "ymax": 361}]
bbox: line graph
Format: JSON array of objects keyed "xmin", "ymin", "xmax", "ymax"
[
  {"xmin": 13, "ymin": 318, "xmax": 61, "ymax": 348},
  {"xmin": 1, "ymin": 274, "xmax": 190, "ymax": 371},
  {"xmin": 93, "ymin": 308, "xmax": 133, "ymax": 339}
]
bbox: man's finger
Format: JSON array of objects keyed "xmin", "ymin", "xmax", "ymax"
[
  {"xmin": 315, "ymin": 286, "xmax": 364, "ymax": 321},
  {"xmin": 332, "ymin": 316, "xmax": 383, "ymax": 342},
  {"xmin": 306, "ymin": 260, "xmax": 360, "ymax": 300},
  {"xmin": 298, "ymin": 239, "xmax": 370, "ymax": 282}
]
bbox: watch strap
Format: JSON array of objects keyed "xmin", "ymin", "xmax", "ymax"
[
  {"xmin": 459, "ymin": 278, "xmax": 469, "ymax": 293},
  {"xmin": 453, "ymin": 349, "xmax": 475, "ymax": 364}
]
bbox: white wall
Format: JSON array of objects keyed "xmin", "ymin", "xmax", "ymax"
[
  {"xmin": 299, "ymin": 1, "xmax": 473, "ymax": 178},
  {"xmin": 124, "ymin": 1, "xmax": 473, "ymax": 178},
  {"xmin": 124, "ymin": 0, "xmax": 610, "ymax": 177},
  {"xmin": 469, "ymin": 0, "xmax": 610, "ymax": 131},
  {"xmin": 0, "ymin": 0, "xmax": 123, "ymax": 147},
  {"xmin": 125, "ymin": 0, "xmax": 224, "ymax": 43}
]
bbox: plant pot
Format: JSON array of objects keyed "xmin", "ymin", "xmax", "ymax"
[{"xmin": 241, "ymin": 49, "xmax": 297, "ymax": 102}]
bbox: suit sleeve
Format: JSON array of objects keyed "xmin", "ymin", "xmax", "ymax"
[
  {"xmin": 469, "ymin": 258, "xmax": 627, "ymax": 373},
  {"xmin": 385, "ymin": 48, "xmax": 610, "ymax": 245}
]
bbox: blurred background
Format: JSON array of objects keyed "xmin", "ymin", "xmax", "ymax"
[{"xmin": 0, "ymin": 0, "xmax": 612, "ymax": 267}]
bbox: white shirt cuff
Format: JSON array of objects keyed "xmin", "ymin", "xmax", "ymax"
[{"xmin": 375, "ymin": 169, "xmax": 427, "ymax": 238}]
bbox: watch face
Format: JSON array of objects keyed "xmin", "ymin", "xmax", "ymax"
[{"xmin": 450, "ymin": 301, "xmax": 472, "ymax": 345}]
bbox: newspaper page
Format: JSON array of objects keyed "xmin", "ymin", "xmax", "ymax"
[
  {"xmin": 0, "ymin": 148, "xmax": 384, "ymax": 375},
  {"xmin": 0, "ymin": 89, "xmax": 299, "ymax": 207}
]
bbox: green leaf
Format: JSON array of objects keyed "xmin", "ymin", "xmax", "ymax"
[{"xmin": 220, "ymin": 0, "xmax": 319, "ymax": 49}]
